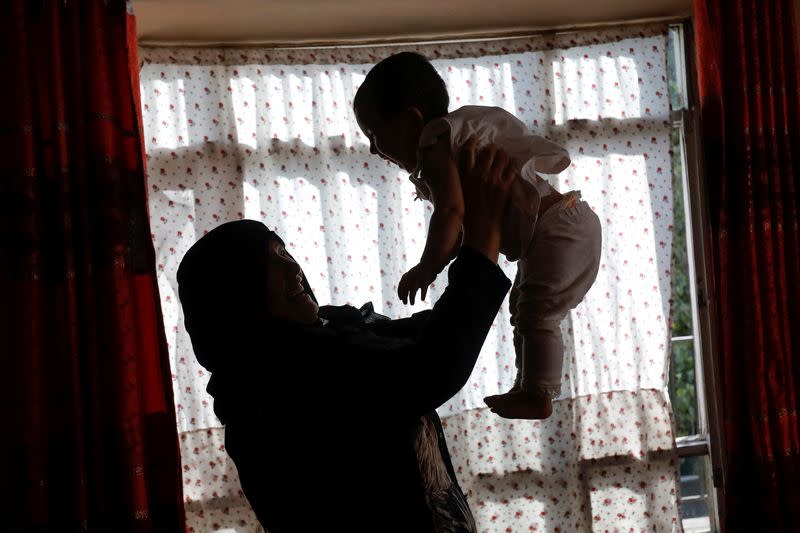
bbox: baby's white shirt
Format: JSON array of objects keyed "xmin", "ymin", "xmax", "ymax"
[{"xmin": 410, "ymin": 105, "xmax": 572, "ymax": 260}]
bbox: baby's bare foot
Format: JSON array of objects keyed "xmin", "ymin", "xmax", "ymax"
[{"xmin": 484, "ymin": 391, "xmax": 553, "ymax": 420}]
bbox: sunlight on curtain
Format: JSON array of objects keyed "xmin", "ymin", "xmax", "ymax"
[{"xmin": 141, "ymin": 24, "xmax": 680, "ymax": 532}]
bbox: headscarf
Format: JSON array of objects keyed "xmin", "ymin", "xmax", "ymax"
[{"xmin": 176, "ymin": 220, "xmax": 319, "ymax": 422}]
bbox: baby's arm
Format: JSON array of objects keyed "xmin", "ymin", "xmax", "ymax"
[
  {"xmin": 418, "ymin": 134, "xmax": 465, "ymax": 273},
  {"xmin": 396, "ymin": 134, "xmax": 463, "ymax": 305}
]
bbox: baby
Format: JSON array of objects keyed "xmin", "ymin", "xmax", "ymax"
[{"xmin": 354, "ymin": 52, "xmax": 602, "ymax": 419}]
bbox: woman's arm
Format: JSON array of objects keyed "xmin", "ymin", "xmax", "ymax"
[
  {"xmin": 365, "ymin": 310, "xmax": 432, "ymax": 339},
  {"xmin": 351, "ymin": 246, "xmax": 511, "ymax": 418}
]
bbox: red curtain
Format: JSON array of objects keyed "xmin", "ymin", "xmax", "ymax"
[
  {"xmin": 694, "ymin": 0, "xmax": 800, "ymax": 530},
  {"xmin": 0, "ymin": 1, "xmax": 185, "ymax": 531}
]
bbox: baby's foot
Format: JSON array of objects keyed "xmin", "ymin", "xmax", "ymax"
[{"xmin": 484, "ymin": 390, "xmax": 553, "ymax": 420}]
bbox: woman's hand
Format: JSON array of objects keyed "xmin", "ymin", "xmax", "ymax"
[{"xmin": 458, "ymin": 136, "xmax": 517, "ymax": 263}]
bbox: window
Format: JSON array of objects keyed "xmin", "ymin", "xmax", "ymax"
[
  {"xmin": 141, "ymin": 23, "xmax": 710, "ymax": 532},
  {"xmin": 667, "ymin": 23, "xmax": 721, "ymax": 533}
]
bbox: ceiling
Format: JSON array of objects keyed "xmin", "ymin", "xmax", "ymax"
[{"xmin": 135, "ymin": 0, "xmax": 692, "ymax": 46}]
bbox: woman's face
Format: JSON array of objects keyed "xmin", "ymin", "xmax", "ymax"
[{"xmin": 265, "ymin": 240, "xmax": 319, "ymax": 324}]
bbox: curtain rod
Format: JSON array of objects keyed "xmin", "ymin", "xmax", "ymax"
[{"xmin": 138, "ymin": 14, "xmax": 689, "ymax": 49}]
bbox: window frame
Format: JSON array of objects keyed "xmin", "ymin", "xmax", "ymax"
[{"xmin": 668, "ymin": 21, "xmax": 726, "ymax": 533}]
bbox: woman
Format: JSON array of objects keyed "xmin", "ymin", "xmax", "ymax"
[{"xmin": 177, "ymin": 141, "xmax": 515, "ymax": 532}]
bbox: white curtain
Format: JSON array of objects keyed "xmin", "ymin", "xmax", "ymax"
[{"xmin": 141, "ymin": 25, "xmax": 682, "ymax": 532}]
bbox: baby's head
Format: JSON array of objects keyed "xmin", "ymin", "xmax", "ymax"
[{"xmin": 354, "ymin": 52, "xmax": 449, "ymax": 172}]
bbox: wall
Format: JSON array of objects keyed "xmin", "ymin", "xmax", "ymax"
[{"xmin": 136, "ymin": 0, "xmax": 691, "ymax": 45}]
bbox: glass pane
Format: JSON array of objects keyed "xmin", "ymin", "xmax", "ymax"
[
  {"xmin": 679, "ymin": 455, "xmax": 712, "ymax": 532},
  {"xmin": 667, "ymin": 26, "xmax": 687, "ymax": 111},
  {"xmin": 670, "ymin": 338, "xmax": 699, "ymax": 436},
  {"xmin": 671, "ymin": 126, "xmax": 693, "ymax": 338}
]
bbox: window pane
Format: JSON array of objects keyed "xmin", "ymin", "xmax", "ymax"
[
  {"xmin": 679, "ymin": 455, "xmax": 712, "ymax": 532},
  {"xmin": 670, "ymin": 338, "xmax": 698, "ymax": 436},
  {"xmin": 668, "ymin": 26, "xmax": 687, "ymax": 111},
  {"xmin": 671, "ymin": 126, "xmax": 693, "ymax": 338}
]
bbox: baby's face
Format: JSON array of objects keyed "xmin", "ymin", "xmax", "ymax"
[{"xmin": 354, "ymin": 98, "xmax": 420, "ymax": 172}]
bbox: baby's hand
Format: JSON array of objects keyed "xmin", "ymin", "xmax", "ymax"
[{"xmin": 397, "ymin": 263, "xmax": 438, "ymax": 305}]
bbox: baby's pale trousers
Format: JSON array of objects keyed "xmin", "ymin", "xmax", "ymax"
[{"xmin": 509, "ymin": 192, "xmax": 602, "ymax": 398}]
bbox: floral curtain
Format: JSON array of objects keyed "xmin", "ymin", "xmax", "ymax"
[{"xmin": 141, "ymin": 24, "xmax": 681, "ymax": 532}]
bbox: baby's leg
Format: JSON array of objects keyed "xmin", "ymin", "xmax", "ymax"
[
  {"xmin": 485, "ymin": 267, "xmax": 547, "ymax": 415},
  {"xmin": 484, "ymin": 262, "xmax": 561, "ymax": 419},
  {"xmin": 506, "ymin": 270, "xmax": 552, "ymax": 394},
  {"xmin": 507, "ymin": 269, "xmax": 524, "ymax": 391},
  {"xmin": 485, "ymin": 194, "xmax": 602, "ymax": 419}
]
